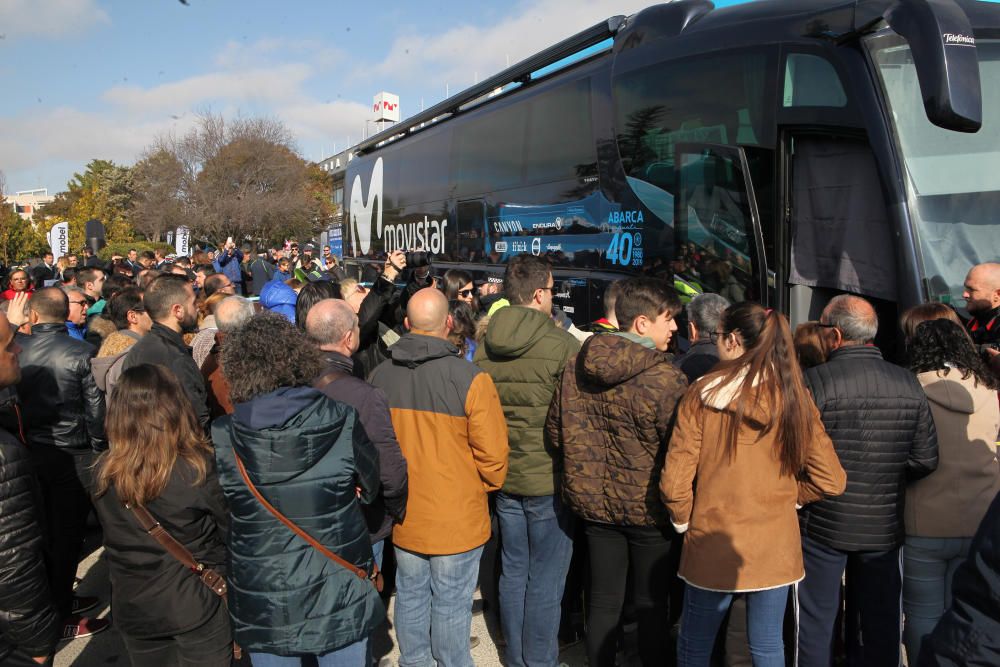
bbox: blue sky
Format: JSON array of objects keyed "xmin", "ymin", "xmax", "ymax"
[{"xmin": 0, "ymin": 0, "xmax": 752, "ymax": 195}]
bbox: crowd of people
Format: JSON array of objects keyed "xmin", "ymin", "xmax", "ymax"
[{"xmin": 0, "ymin": 243, "xmax": 997, "ymax": 667}]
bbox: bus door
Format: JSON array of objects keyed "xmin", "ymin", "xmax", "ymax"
[
  {"xmin": 673, "ymin": 142, "xmax": 768, "ymax": 307},
  {"xmin": 782, "ymin": 131, "xmax": 900, "ymax": 348}
]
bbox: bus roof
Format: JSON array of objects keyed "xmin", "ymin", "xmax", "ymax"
[{"xmin": 353, "ymin": 0, "xmax": 1000, "ymax": 155}]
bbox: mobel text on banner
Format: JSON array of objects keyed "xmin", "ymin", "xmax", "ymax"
[
  {"xmin": 47, "ymin": 221, "xmax": 70, "ymax": 261},
  {"xmin": 175, "ymin": 226, "xmax": 191, "ymax": 257}
]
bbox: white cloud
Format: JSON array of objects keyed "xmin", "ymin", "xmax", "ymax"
[
  {"xmin": 0, "ymin": 0, "xmax": 109, "ymax": 39},
  {"xmin": 2, "ymin": 0, "xmax": 664, "ymax": 191},
  {"xmin": 102, "ymin": 64, "xmax": 313, "ymax": 114},
  {"xmin": 0, "ymin": 106, "xmax": 195, "ymax": 178},
  {"xmin": 361, "ymin": 0, "xmax": 651, "ymax": 94}
]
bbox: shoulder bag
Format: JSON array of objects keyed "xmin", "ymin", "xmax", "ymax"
[
  {"xmin": 232, "ymin": 451, "xmax": 384, "ymax": 593},
  {"xmin": 126, "ymin": 503, "xmax": 243, "ymax": 660}
]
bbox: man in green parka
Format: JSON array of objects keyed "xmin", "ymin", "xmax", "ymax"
[{"xmin": 474, "ymin": 254, "xmax": 580, "ymax": 667}]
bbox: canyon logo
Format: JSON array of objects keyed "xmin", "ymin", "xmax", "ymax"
[{"xmin": 349, "ymin": 158, "xmax": 449, "ymax": 255}]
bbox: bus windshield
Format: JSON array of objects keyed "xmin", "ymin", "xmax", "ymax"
[{"xmin": 868, "ymin": 34, "xmax": 1000, "ymax": 308}]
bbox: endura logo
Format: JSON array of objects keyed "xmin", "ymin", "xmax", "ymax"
[{"xmin": 349, "ymin": 158, "xmax": 448, "ymax": 255}]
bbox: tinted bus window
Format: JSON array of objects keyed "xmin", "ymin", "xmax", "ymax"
[
  {"xmin": 783, "ymin": 54, "xmax": 847, "ymax": 108},
  {"xmin": 397, "ymin": 130, "xmax": 453, "ymax": 207},
  {"xmin": 454, "ymin": 103, "xmax": 525, "ymax": 195},
  {"xmin": 525, "ymin": 78, "xmax": 597, "ymax": 185},
  {"xmin": 615, "ymin": 50, "xmax": 773, "ymax": 189}
]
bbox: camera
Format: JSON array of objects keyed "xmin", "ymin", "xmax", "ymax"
[{"xmin": 405, "ymin": 251, "xmax": 430, "ymax": 268}]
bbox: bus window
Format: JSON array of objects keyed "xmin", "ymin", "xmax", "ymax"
[
  {"xmin": 454, "ymin": 103, "xmax": 525, "ymax": 195},
  {"xmin": 614, "ymin": 49, "xmax": 774, "ymax": 208},
  {"xmin": 524, "ymin": 78, "xmax": 597, "ymax": 185},
  {"xmin": 456, "ymin": 200, "xmax": 487, "ymax": 263},
  {"xmin": 674, "ymin": 145, "xmax": 763, "ymax": 304},
  {"xmin": 782, "ymin": 54, "xmax": 847, "ymax": 108}
]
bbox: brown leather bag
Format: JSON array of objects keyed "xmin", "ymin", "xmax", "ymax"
[
  {"xmin": 232, "ymin": 451, "xmax": 384, "ymax": 593},
  {"xmin": 126, "ymin": 503, "xmax": 242, "ymax": 660}
]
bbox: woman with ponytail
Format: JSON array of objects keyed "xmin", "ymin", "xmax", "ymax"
[{"xmin": 660, "ymin": 303, "xmax": 846, "ymax": 666}]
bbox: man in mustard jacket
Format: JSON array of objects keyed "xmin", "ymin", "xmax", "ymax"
[{"xmin": 370, "ymin": 288, "xmax": 509, "ymax": 667}]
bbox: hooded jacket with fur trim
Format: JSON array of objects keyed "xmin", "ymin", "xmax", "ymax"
[{"xmin": 660, "ymin": 374, "xmax": 846, "ymax": 592}]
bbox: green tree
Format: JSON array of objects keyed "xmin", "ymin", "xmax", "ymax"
[
  {"xmin": 57, "ymin": 159, "xmax": 136, "ymax": 249},
  {"xmin": 0, "ymin": 171, "xmax": 49, "ymax": 263}
]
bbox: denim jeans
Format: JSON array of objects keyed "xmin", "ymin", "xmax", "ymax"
[
  {"xmin": 496, "ymin": 492, "xmax": 574, "ymax": 667},
  {"xmin": 903, "ymin": 535, "xmax": 973, "ymax": 665},
  {"xmin": 394, "ymin": 544, "xmax": 484, "ymax": 667},
  {"xmin": 250, "ymin": 638, "xmax": 366, "ymax": 667},
  {"xmin": 677, "ymin": 584, "xmax": 788, "ymax": 667}
]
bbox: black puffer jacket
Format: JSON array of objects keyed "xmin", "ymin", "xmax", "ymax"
[
  {"xmin": 16, "ymin": 323, "xmax": 106, "ymax": 451},
  {"xmin": 919, "ymin": 490, "xmax": 1000, "ymax": 666},
  {"xmin": 801, "ymin": 346, "xmax": 938, "ymax": 551},
  {"xmin": 0, "ymin": 427, "xmax": 60, "ymax": 661}
]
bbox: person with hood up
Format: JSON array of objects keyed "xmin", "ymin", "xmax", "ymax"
[
  {"xmin": 660, "ymin": 302, "xmax": 846, "ymax": 667},
  {"xmin": 546, "ymin": 277, "xmax": 689, "ymax": 666}
]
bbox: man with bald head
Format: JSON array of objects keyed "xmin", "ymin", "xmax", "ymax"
[
  {"xmin": 369, "ymin": 288, "xmax": 509, "ymax": 667},
  {"xmin": 797, "ymin": 294, "xmax": 938, "ymax": 667},
  {"xmin": 307, "ymin": 298, "xmax": 408, "ymax": 655},
  {"xmin": 963, "ymin": 262, "xmax": 1000, "ymax": 348},
  {"xmin": 201, "ymin": 295, "xmax": 255, "ymax": 419}
]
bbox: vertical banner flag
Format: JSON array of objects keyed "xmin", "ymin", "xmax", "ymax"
[
  {"xmin": 47, "ymin": 221, "xmax": 70, "ymax": 261},
  {"xmin": 175, "ymin": 226, "xmax": 191, "ymax": 257}
]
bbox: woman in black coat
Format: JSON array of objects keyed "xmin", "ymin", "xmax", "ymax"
[{"xmin": 92, "ymin": 364, "xmax": 231, "ymax": 666}]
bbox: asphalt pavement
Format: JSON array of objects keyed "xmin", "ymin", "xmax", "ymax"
[{"xmin": 53, "ymin": 546, "xmax": 589, "ymax": 667}]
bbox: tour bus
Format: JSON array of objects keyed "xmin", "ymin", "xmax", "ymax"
[{"xmin": 341, "ymin": 0, "xmax": 1000, "ymax": 335}]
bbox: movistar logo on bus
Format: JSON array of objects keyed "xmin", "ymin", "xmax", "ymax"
[
  {"xmin": 349, "ymin": 158, "xmax": 449, "ymax": 254},
  {"xmin": 943, "ymin": 33, "xmax": 975, "ymax": 46}
]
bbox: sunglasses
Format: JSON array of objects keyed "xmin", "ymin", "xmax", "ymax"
[{"xmin": 458, "ymin": 289, "xmax": 474, "ymax": 298}]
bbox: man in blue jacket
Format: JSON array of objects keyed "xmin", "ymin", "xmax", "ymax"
[{"xmin": 213, "ymin": 239, "xmax": 244, "ymax": 295}]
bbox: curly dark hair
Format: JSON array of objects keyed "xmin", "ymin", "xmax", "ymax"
[
  {"xmin": 221, "ymin": 311, "xmax": 324, "ymax": 403},
  {"xmin": 907, "ymin": 319, "xmax": 998, "ymax": 389}
]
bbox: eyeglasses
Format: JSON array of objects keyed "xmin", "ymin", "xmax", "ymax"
[
  {"xmin": 69, "ymin": 300, "xmax": 88, "ymax": 307},
  {"xmin": 458, "ymin": 289, "xmax": 474, "ymax": 298},
  {"xmin": 538, "ymin": 286, "xmax": 554, "ymax": 292}
]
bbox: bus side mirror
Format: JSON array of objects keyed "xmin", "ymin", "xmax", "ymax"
[{"xmin": 884, "ymin": 0, "xmax": 982, "ymax": 132}]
